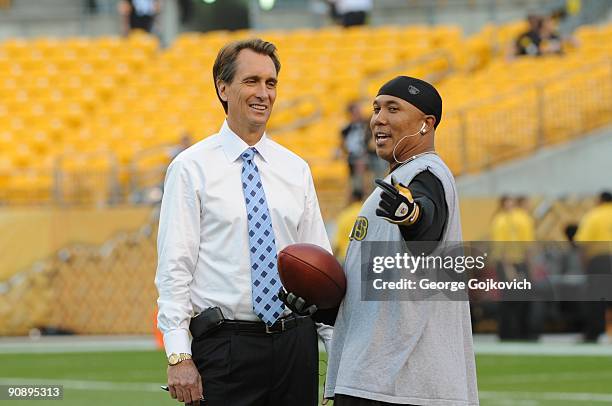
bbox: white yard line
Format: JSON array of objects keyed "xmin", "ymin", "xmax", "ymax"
[
  {"xmin": 481, "ymin": 370, "xmax": 612, "ymax": 385},
  {"xmin": 475, "ymin": 342, "xmax": 612, "ymax": 356},
  {"xmin": 0, "ymin": 336, "xmax": 157, "ymax": 354},
  {"xmin": 1, "ymin": 337, "xmax": 611, "ymax": 356}
]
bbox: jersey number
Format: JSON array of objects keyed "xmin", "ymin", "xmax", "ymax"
[{"xmin": 349, "ymin": 216, "xmax": 368, "ymax": 241}]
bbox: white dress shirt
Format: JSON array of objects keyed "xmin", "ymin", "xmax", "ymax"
[{"xmin": 155, "ymin": 121, "xmax": 333, "ymax": 356}]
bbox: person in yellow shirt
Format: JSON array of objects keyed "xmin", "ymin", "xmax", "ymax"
[
  {"xmin": 491, "ymin": 196, "xmax": 517, "ymax": 241},
  {"xmin": 491, "ymin": 196, "xmax": 537, "ymax": 340},
  {"xmin": 513, "ymin": 196, "xmax": 536, "ymax": 241},
  {"xmin": 576, "ymin": 191, "xmax": 612, "ymax": 243},
  {"xmin": 333, "ymin": 190, "xmax": 364, "ymax": 265},
  {"xmin": 575, "ymin": 191, "xmax": 612, "ymax": 342},
  {"xmin": 491, "ymin": 196, "xmax": 535, "ymax": 261}
]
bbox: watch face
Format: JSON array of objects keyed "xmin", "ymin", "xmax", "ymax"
[{"xmin": 168, "ymin": 354, "xmax": 178, "ymax": 365}]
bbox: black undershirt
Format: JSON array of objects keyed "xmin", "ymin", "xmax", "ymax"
[
  {"xmin": 392, "ymin": 169, "xmax": 448, "ymax": 242},
  {"xmin": 313, "ymin": 169, "xmax": 449, "ymax": 326}
]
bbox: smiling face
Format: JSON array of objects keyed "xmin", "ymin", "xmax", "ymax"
[
  {"xmin": 370, "ymin": 95, "xmax": 428, "ymax": 162},
  {"xmin": 217, "ymin": 48, "xmax": 278, "ymax": 134}
]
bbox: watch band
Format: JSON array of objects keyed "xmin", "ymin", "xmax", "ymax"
[{"xmin": 167, "ymin": 353, "xmax": 192, "ymax": 366}]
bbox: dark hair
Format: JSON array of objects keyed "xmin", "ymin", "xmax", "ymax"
[
  {"xmin": 600, "ymin": 191, "xmax": 612, "ymax": 203},
  {"xmin": 527, "ymin": 14, "xmax": 543, "ymax": 30},
  {"xmin": 551, "ymin": 8, "xmax": 567, "ymax": 21},
  {"xmin": 212, "ymin": 38, "xmax": 281, "ymax": 114}
]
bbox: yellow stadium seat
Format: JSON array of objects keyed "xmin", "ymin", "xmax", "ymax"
[{"xmin": 1, "ymin": 20, "xmax": 611, "ymax": 205}]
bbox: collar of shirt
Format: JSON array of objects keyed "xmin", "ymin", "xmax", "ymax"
[{"xmin": 219, "ymin": 120, "xmax": 271, "ymax": 164}]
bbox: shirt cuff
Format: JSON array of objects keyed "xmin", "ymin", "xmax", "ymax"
[
  {"xmin": 163, "ymin": 328, "xmax": 192, "ymax": 357},
  {"xmin": 315, "ymin": 323, "xmax": 333, "ymax": 353}
]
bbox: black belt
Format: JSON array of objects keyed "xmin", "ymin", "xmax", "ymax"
[
  {"xmin": 191, "ymin": 315, "xmax": 310, "ymax": 339},
  {"xmin": 219, "ymin": 315, "xmax": 309, "ymax": 335}
]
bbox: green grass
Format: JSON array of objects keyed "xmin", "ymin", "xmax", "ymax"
[{"xmin": 0, "ymin": 351, "xmax": 611, "ymax": 405}]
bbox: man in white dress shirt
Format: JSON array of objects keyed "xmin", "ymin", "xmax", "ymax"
[{"xmin": 155, "ymin": 39, "xmax": 332, "ymax": 405}]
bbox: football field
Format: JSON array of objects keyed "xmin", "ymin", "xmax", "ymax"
[{"xmin": 1, "ymin": 346, "xmax": 612, "ymax": 405}]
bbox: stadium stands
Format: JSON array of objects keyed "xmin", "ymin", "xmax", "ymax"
[{"xmin": 0, "ymin": 22, "xmax": 610, "ymax": 212}]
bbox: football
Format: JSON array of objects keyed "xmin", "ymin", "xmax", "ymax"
[{"xmin": 277, "ymin": 243, "xmax": 346, "ymax": 309}]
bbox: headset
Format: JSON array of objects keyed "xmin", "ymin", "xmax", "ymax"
[{"xmin": 392, "ymin": 122, "xmax": 427, "ymax": 163}]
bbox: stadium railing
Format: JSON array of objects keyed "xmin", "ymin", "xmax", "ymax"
[
  {"xmin": 0, "ymin": 23, "xmax": 610, "ymax": 216},
  {"xmin": 0, "ymin": 195, "xmax": 602, "ymax": 336}
]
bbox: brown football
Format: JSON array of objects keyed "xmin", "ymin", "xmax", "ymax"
[{"xmin": 277, "ymin": 243, "xmax": 346, "ymax": 309}]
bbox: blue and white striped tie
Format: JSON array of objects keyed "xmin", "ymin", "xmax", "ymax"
[{"xmin": 241, "ymin": 147, "xmax": 284, "ymax": 326}]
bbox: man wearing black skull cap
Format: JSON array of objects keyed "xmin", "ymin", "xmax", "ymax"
[{"xmin": 324, "ymin": 76, "xmax": 479, "ymax": 405}]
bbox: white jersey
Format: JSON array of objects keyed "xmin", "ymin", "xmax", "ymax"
[{"xmin": 325, "ymin": 154, "xmax": 479, "ymax": 405}]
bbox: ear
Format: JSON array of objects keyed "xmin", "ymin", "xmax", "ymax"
[
  {"xmin": 216, "ymin": 79, "xmax": 228, "ymax": 103},
  {"xmin": 424, "ymin": 115, "xmax": 436, "ymax": 132}
]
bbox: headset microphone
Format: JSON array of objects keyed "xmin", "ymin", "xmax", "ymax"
[{"xmin": 392, "ymin": 122, "xmax": 427, "ymax": 163}]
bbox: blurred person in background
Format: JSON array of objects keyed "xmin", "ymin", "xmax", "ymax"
[
  {"xmin": 338, "ymin": 101, "xmax": 369, "ymax": 194},
  {"xmin": 491, "ymin": 195, "xmax": 536, "ymax": 340},
  {"xmin": 514, "ymin": 14, "xmax": 544, "ymax": 57},
  {"xmin": 178, "ymin": 0, "xmax": 193, "ymax": 25},
  {"xmin": 563, "ymin": 224, "xmax": 580, "ymax": 267},
  {"xmin": 539, "ymin": 15, "xmax": 564, "ymax": 55},
  {"xmin": 148, "ymin": 132, "xmax": 194, "ymax": 204},
  {"xmin": 118, "ymin": 0, "xmax": 160, "ymax": 36},
  {"xmin": 513, "ymin": 196, "xmax": 546, "ymax": 339},
  {"xmin": 331, "ymin": 0, "xmax": 373, "ymax": 27},
  {"xmin": 168, "ymin": 131, "xmax": 193, "ymax": 161},
  {"xmin": 491, "ymin": 196, "xmax": 517, "ymax": 240},
  {"xmin": 155, "ymin": 38, "xmax": 332, "ymax": 406},
  {"xmin": 365, "ymin": 125, "xmax": 387, "ymax": 191},
  {"xmin": 513, "ymin": 12, "xmax": 566, "ymax": 57},
  {"xmin": 332, "ymin": 189, "xmax": 363, "ymax": 265},
  {"xmin": 558, "ymin": 223, "xmax": 583, "ymax": 282},
  {"xmin": 554, "ymin": 223, "xmax": 586, "ymax": 332},
  {"xmin": 513, "ymin": 196, "xmax": 536, "ymax": 239},
  {"xmin": 143, "ymin": 132, "xmax": 194, "ymax": 204},
  {"xmin": 575, "ymin": 191, "xmax": 612, "ymax": 342},
  {"xmin": 324, "ymin": 0, "xmax": 342, "ymax": 24}
]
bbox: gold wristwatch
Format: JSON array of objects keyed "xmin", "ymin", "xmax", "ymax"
[{"xmin": 167, "ymin": 353, "xmax": 192, "ymax": 366}]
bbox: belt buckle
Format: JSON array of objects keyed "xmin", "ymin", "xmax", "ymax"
[{"xmin": 265, "ymin": 318, "xmax": 285, "ymax": 334}]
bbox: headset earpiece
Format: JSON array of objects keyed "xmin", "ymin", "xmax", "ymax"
[
  {"xmin": 393, "ymin": 122, "xmax": 430, "ymax": 162},
  {"xmin": 420, "ymin": 123, "xmax": 427, "ymax": 134}
]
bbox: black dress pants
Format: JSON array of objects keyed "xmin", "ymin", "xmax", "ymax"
[
  {"xmin": 584, "ymin": 255, "xmax": 612, "ymax": 341},
  {"xmin": 191, "ymin": 318, "xmax": 318, "ymax": 406},
  {"xmin": 496, "ymin": 262, "xmax": 532, "ymax": 340}
]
